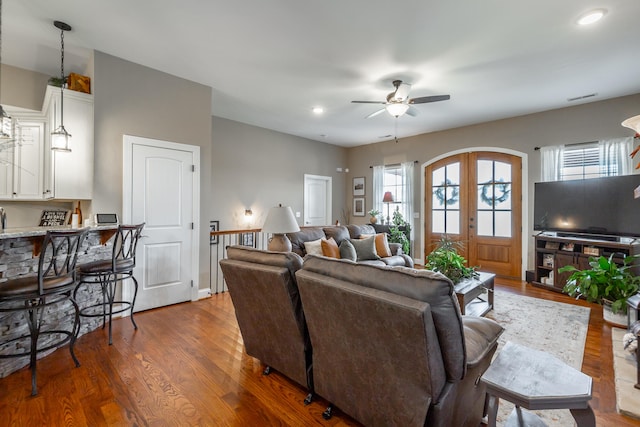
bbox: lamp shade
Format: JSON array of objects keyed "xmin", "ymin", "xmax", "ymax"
[
  {"xmin": 622, "ymin": 115, "xmax": 640, "ymax": 134},
  {"xmin": 382, "ymin": 191, "xmax": 394, "ymax": 203},
  {"xmin": 262, "ymin": 205, "xmax": 300, "ymax": 234}
]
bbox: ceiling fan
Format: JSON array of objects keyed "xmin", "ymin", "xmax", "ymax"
[{"xmin": 351, "ymin": 80, "xmax": 450, "ymax": 118}]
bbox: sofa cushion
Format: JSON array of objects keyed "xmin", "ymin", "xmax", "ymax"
[
  {"xmin": 380, "ymin": 255, "xmax": 408, "ymax": 267},
  {"xmin": 287, "ymin": 227, "xmax": 326, "ymax": 256},
  {"xmin": 321, "ymin": 237, "xmax": 341, "ymax": 259},
  {"xmin": 350, "ymin": 236, "xmax": 380, "ymax": 262},
  {"xmin": 339, "ymin": 239, "xmax": 357, "ymax": 261},
  {"xmin": 374, "ymin": 233, "xmax": 392, "ymax": 257},
  {"xmin": 347, "ymin": 224, "xmax": 376, "ymax": 239},
  {"xmin": 301, "ymin": 255, "xmax": 467, "ymax": 381},
  {"xmin": 462, "ymin": 316, "xmax": 503, "ymax": 368},
  {"xmin": 323, "ymin": 226, "xmax": 350, "ymax": 246},
  {"xmin": 304, "ymin": 238, "xmax": 324, "ymax": 256}
]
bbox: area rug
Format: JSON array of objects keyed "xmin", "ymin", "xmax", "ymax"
[
  {"xmin": 485, "ymin": 289, "xmax": 591, "ymax": 426},
  {"xmin": 611, "ymin": 327, "xmax": 640, "ymax": 420}
]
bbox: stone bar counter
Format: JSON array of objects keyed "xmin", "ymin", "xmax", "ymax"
[{"xmin": 0, "ymin": 225, "xmax": 118, "ymax": 378}]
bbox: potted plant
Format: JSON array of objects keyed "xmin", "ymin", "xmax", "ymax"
[
  {"xmin": 559, "ymin": 253, "xmax": 640, "ymax": 326},
  {"xmin": 388, "ymin": 208, "xmax": 411, "ymax": 255},
  {"xmin": 368, "ymin": 209, "xmax": 380, "ymax": 224},
  {"xmin": 425, "ymin": 235, "xmax": 478, "ymax": 284}
]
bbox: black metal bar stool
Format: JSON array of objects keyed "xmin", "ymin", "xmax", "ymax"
[
  {"xmin": 75, "ymin": 223, "xmax": 145, "ymax": 345},
  {"xmin": 0, "ymin": 229, "xmax": 88, "ymax": 396}
]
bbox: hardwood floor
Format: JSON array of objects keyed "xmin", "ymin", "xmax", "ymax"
[{"xmin": 0, "ymin": 279, "xmax": 638, "ymax": 426}]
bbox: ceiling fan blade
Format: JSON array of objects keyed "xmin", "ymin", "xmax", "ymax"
[
  {"xmin": 352, "ymin": 100, "xmax": 386, "ymax": 104},
  {"xmin": 405, "ymin": 106, "xmax": 419, "ymax": 117},
  {"xmin": 393, "ymin": 82, "xmax": 411, "ymax": 102},
  {"xmin": 365, "ymin": 108, "xmax": 386, "ymax": 119},
  {"xmin": 408, "ymin": 94, "xmax": 451, "ymax": 104}
]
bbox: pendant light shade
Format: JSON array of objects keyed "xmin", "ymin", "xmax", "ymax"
[{"xmin": 51, "ymin": 20, "xmax": 72, "ymax": 152}]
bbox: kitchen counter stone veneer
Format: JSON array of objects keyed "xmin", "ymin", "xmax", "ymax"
[{"xmin": 0, "ymin": 225, "xmax": 118, "ymax": 378}]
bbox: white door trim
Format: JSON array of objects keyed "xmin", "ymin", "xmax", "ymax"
[
  {"xmin": 123, "ymin": 134, "xmax": 200, "ymax": 303},
  {"xmin": 420, "ymin": 147, "xmax": 528, "ymax": 280}
]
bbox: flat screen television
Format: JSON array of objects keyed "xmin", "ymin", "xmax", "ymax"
[{"xmin": 534, "ymin": 174, "xmax": 640, "ymax": 238}]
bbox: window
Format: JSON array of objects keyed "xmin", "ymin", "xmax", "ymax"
[
  {"xmin": 541, "ymin": 137, "xmax": 633, "ymax": 182},
  {"xmin": 373, "ymin": 162, "xmax": 413, "ymax": 228},
  {"xmin": 561, "ymin": 144, "xmax": 600, "ymax": 180},
  {"xmin": 382, "ymin": 165, "xmax": 404, "ymax": 221}
]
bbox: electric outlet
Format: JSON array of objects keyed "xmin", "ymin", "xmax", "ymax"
[{"xmin": 296, "ymin": 211, "xmax": 301, "ymax": 218}]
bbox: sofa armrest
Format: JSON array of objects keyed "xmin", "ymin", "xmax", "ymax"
[{"xmin": 389, "ymin": 242, "xmax": 403, "ymax": 255}]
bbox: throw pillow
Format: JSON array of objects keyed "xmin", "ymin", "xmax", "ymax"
[
  {"xmin": 303, "ymin": 238, "xmax": 324, "ymax": 256},
  {"xmin": 339, "ymin": 239, "xmax": 357, "ymax": 262},
  {"xmin": 375, "ymin": 233, "xmax": 392, "ymax": 258},
  {"xmin": 350, "ymin": 236, "xmax": 380, "ymax": 262},
  {"xmin": 321, "ymin": 237, "xmax": 341, "ymax": 259}
]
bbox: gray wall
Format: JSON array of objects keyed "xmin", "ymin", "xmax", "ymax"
[
  {"xmin": 0, "ymin": 64, "xmax": 49, "ymax": 111},
  {"xmin": 346, "ymin": 92, "xmax": 640, "ymax": 270},
  {"xmin": 211, "ymin": 116, "xmax": 348, "ymax": 230},
  {"xmin": 93, "ymin": 51, "xmax": 213, "ymax": 290}
]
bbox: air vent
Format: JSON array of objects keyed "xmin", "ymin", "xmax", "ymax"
[{"xmin": 567, "ymin": 93, "xmax": 597, "ymax": 102}]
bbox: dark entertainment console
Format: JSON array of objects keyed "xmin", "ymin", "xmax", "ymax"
[{"xmin": 532, "ymin": 232, "xmax": 640, "ymax": 292}]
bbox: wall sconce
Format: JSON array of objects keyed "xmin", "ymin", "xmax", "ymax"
[{"xmin": 244, "ymin": 209, "xmax": 253, "ymax": 225}]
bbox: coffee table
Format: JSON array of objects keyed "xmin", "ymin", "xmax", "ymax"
[
  {"xmin": 481, "ymin": 341, "xmax": 595, "ymax": 427},
  {"xmin": 454, "ymin": 271, "xmax": 494, "ymax": 316}
]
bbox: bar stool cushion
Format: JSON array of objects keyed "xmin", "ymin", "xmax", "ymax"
[
  {"xmin": 80, "ymin": 258, "xmax": 135, "ymax": 275},
  {"xmin": 0, "ymin": 275, "xmax": 75, "ymax": 298}
]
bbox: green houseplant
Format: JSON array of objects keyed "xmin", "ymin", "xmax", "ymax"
[
  {"xmin": 425, "ymin": 236, "xmax": 479, "ymax": 284},
  {"xmin": 558, "ymin": 253, "xmax": 640, "ymax": 316},
  {"xmin": 388, "ymin": 208, "xmax": 411, "ymax": 255}
]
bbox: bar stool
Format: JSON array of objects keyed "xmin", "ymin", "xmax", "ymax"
[
  {"xmin": 0, "ymin": 229, "xmax": 88, "ymax": 396},
  {"xmin": 75, "ymin": 223, "xmax": 145, "ymax": 345}
]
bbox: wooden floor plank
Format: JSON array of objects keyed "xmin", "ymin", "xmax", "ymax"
[{"xmin": 0, "ymin": 278, "xmax": 638, "ymax": 426}]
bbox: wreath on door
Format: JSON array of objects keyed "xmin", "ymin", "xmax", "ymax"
[
  {"xmin": 434, "ymin": 179, "xmax": 460, "ymax": 206},
  {"xmin": 479, "ymin": 180, "xmax": 510, "ymax": 206}
]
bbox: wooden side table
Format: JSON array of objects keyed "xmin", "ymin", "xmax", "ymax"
[
  {"xmin": 454, "ymin": 271, "xmax": 494, "ymax": 316},
  {"xmin": 480, "ymin": 341, "xmax": 595, "ymax": 427}
]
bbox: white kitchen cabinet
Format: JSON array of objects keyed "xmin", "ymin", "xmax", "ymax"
[
  {"xmin": 0, "ymin": 114, "xmax": 46, "ymax": 200},
  {"xmin": 42, "ymin": 85, "xmax": 94, "ymax": 200}
]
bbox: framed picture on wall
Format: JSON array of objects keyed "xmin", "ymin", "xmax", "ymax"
[
  {"xmin": 353, "ymin": 177, "xmax": 365, "ymax": 196},
  {"xmin": 353, "ymin": 197, "xmax": 365, "ymax": 216}
]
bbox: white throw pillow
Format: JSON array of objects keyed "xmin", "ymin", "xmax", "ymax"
[{"xmin": 304, "ymin": 238, "xmax": 324, "ymax": 255}]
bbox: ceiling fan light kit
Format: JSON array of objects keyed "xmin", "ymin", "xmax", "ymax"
[{"xmin": 386, "ymin": 103, "xmax": 410, "ymax": 117}]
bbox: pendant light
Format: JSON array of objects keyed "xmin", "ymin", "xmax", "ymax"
[
  {"xmin": 51, "ymin": 20, "xmax": 72, "ymax": 152},
  {"xmin": 0, "ymin": 0, "xmax": 15, "ymax": 145}
]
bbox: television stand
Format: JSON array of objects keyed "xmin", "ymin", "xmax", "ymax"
[{"xmin": 532, "ymin": 233, "xmax": 640, "ymax": 293}]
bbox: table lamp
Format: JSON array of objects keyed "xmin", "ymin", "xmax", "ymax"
[
  {"xmin": 383, "ymin": 191, "xmax": 394, "ymax": 225},
  {"xmin": 262, "ymin": 204, "xmax": 300, "ymax": 252}
]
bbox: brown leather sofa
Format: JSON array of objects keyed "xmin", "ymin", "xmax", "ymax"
[
  {"xmin": 286, "ymin": 224, "xmax": 414, "ymax": 267},
  {"xmin": 296, "ymin": 255, "xmax": 504, "ymax": 427},
  {"xmin": 218, "ymin": 246, "xmax": 313, "ymax": 400}
]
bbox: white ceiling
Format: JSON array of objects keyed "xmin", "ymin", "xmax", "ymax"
[{"xmin": 3, "ymin": 0, "xmax": 640, "ymax": 147}]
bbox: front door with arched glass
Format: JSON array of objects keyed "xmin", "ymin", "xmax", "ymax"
[{"xmin": 425, "ymin": 152, "xmax": 522, "ymax": 279}]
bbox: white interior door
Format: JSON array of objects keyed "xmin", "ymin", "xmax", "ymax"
[
  {"xmin": 123, "ymin": 135, "xmax": 199, "ymax": 312},
  {"xmin": 304, "ymin": 174, "xmax": 332, "ymax": 226}
]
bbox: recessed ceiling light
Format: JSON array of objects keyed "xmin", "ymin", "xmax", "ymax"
[
  {"xmin": 577, "ymin": 9, "xmax": 606, "ymax": 26},
  {"xmin": 312, "ymin": 107, "xmax": 324, "ymax": 114}
]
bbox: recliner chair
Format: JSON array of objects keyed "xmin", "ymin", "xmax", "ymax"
[{"xmin": 219, "ymin": 246, "xmax": 313, "ymax": 402}]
